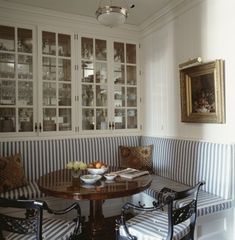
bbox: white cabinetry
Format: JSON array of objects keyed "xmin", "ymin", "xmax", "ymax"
[
  {"xmin": 0, "ymin": 24, "xmax": 36, "ymax": 135},
  {"xmin": 80, "ymin": 37, "xmax": 139, "ymax": 132},
  {"xmin": 39, "ymin": 29, "xmax": 73, "ymax": 133},
  {"xmin": 0, "ymin": 23, "xmax": 139, "ymax": 136},
  {"xmin": 81, "ymin": 37, "xmax": 109, "ymax": 131},
  {"xmin": 113, "ymin": 41, "xmax": 138, "ymax": 130}
]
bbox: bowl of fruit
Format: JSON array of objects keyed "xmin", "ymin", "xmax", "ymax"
[{"xmin": 87, "ymin": 161, "xmax": 108, "ymax": 175}]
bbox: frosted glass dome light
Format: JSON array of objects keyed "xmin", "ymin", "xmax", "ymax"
[{"xmin": 96, "ymin": 0, "xmax": 134, "ymax": 27}]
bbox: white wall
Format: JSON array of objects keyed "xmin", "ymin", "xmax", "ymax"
[{"xmin": 141, "ymin": 0, "xmax": 235, "ymax": 142}]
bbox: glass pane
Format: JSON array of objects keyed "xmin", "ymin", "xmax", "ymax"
[
  {"xmin": 96, "ymin": 108, "xmax": 108, "ymax": 130},
  {"xmin": 114, "ymin": 86, "xmax": 125, "ymax": 107},
  {"xmin": 42, "ymin": 31, "xmax": 56, "ymax": 55},
  {"xmin": 0, "ymin": 107, "xmax": 15, "ymax": 132},
  {"xmin": 0, "ymin": 53, "xmax": 15, "ymax": 78},
  {"xmin": 95, "ymin": 39, "xmax": 106, "ymax": 61},
  {"xmin": 17, "ymin": 28, "xmax": 32, "ymax": 53},
  {"xmin": 18, "ymin": 81, "xmax": 33, "ymax": 105},
  {"xmin": 59, "ymin": 83, "xmax": 71, "ymax": 106},
  {"xmin": 82, "ymin": 109, "xmax": 94, "ymax": 130},
  {"xmin": 58, "ymin": 34, "xmax": 71, "ymax": 57},
  {"xmin": 59, "ymin": 108, "xmax": 71, "ymax": 131},
  {"xmin": 81, "ymin": 37, "xmax": 93, "ymax": 60},
  {"xmin": 114, "ymin": 42, "xmax": 124, "ymax": 63},
  {"xmin": 58, "ymin": 59, "xmax": 71, "ymax": 81},
  {"xmin": 43, "ymin": 108, "xmax": 56, "ymax": 131},
  {"xmin": 114, "ymin": 109, "xmax": 125, "ymax": 129},
  {"xmin": 96, "ymin": 85, "xmax": 107, "ymax": 107},
  {"xmin": 127, "ymin": 87, "xmax": 137, "ymax": 107},
  {"xmin": 43, "ymin": 82, "xmax": 56, "ymax": 106},
  {"xmin": 82, "ymin": 85, "xmax": 94, "ymax": 106},
  {"xmin": 18, "ymin": 55, "xmax": 33, "ymax": 79},
  {"xmin": 114, "ymin": 64, "xmax": 125, "ymax": 84},
  {"xmin": 42, "ymin": 57, "xmax": 56, "ymax": 80},
  {"xmin": 0, "ymin": 25, "xmax": 15, "ymax": 51},
  {"xmin": 127, "ymin": 109, "xmax": 137, "ymax": 129},
  {"xmin": 18, "ymin": 108, "xmax": 33, "ymax": 132},
  {"xmin": 127, "ymin": 65, "xmax": 136, "ymax": 85},
  {"xmin": 96, "ymin": 62, "xmax": 107, "ymax": 84},
  {"xmin": 82, "ymin": 61, "xmax": 94, "ymax": 83},
  {"xmin": 126, "ymin": 44, "xmax": 136, "ymax": 64},
  {"xmin": 0, "ymin": 80, "xmax": 15, "ymax": 105}
]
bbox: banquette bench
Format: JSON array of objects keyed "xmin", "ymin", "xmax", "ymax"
[{"xmin": 0, "ymin": 136, "xmax": 234, "ymax": 239}]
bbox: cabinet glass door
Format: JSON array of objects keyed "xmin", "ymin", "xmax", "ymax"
[
  {"xmin": 41, "ymin": 31, "xmax": 72, "ymax": 132},
  {"xmin": 81, "ymin": 37, "xmax": 108, "ymax": 131},
  {"xmin": 0, "ymin": 25, "xmax": 34, "ymax": 133},
  {"xmin": 113, "ymin": 42, "xmax": 137, "ymax": 129}
]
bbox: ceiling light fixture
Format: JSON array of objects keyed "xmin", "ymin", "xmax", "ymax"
[{"xmin": 95, "ymin": 0, "xmax": 135, "ymax": 28}]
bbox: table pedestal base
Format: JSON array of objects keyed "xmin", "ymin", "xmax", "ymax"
[{"xmin": 89, "ymin": 200, "xmax": 105, "ymax": 238}]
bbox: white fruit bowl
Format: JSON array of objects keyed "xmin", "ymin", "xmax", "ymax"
[
  {"xmin": 80, "ymin": 174, "xmax": 102, "ymax": 184},
  {"xmin": 87, "ymin": 167, "xmax": 108, "ymax": 175}
]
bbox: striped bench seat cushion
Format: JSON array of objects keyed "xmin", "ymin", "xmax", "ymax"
[
  {"xmin": 144, "ymin": 175, "xmax": 233, "ymax": 217},
  {"xmin": 120, "ymin": 210, "xmax": 190, "ymax": 240},
  {"xmin": 0, "ymin": 181, "xmax": 44, "ymax": 200},
  {"xmin": 4, "ymin": 217, "xmax": 77, "ymax": 240}
]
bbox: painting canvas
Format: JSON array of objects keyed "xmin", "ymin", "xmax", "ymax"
[{"xmin": 180, "ymin": 60, "xmax": 225, "ymax": 123}]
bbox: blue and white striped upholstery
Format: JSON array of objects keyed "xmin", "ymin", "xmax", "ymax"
[
  {"xmin": 141, "ymin": 136, "xmax": 232, "ymax": 200},
  {"xmin": 0, "ymin": 181, "xmax": 44, "ymax": 199},
  {"xmin": 0, "ymin": 135, "xmax": 233, "ymax": 217},
  {"xmin": 120, "ymin": 210, "xmax": 190, "ymax": 240},
  {"xmin": 5, "ymin": 217, "xmax": 77, "ymax": 240},
  {"xmin": 144, "ymin": 175, "xmax": 233, "ymax": 217},
  {"xmin": 0, "ymin": 136, "xmax": 140, "ymax": 199},
  {"xmin": 196, "ymin": 191, "xmax": 233, "ymax": 216},
  {"xmin": 0, "ymin": 136, "xmax": 140, "ymax": 182},
  {"xmin": 231, "ymin": 144, "xmax": 235, "ymax": 200}
]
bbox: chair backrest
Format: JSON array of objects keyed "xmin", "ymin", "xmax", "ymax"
[
  {"xmin": 0, "ymin": 198, "xmax": 45, "ymax": 240},
  {"xmin": 158, "ymin": 181, "xmax": 204, "ymax": 240}
]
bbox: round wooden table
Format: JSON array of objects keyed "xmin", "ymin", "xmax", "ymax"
[{"xmin": 37, "ymin": 168, "xmax": 152, "ymax": 239}]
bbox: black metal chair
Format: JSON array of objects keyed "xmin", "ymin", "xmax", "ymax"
[
  {"xmin": 115, "ymin": 181, "xmax": 205, "ymax": 240},
  {"xmin": 0, "ymin": 197, "xmax": 83, "ymax": 240}
]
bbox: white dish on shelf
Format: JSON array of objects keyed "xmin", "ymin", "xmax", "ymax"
[
  {"xmin": 87, "ymin": 167, "xmax": 108, "ymax": 175},
  {"xmin": 80, "ymin": 174, "xmax": 102, "ymax": 184},
  {"xmin": 104, "ymin": 173, "xmax": 117, "ymax": 181}
]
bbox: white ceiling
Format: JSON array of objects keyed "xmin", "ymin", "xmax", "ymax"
[{"xmin": 4, "ymin": 0, "xmax": 179, "ymax": 26}]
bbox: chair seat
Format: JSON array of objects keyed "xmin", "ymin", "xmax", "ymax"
[
  {"xmin": 120, "ymin": 210, "xmax": 190, "ymax": 240},
  {"xmin": 5, "ymin": 217, "xmax": 77, "ymax": 240},
  {"xmin": 144, "ymin": 175, "xmax": 233, "ymax": 217}
]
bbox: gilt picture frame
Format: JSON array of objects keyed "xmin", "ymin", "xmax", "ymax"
[{"xmin": 180, "ymin": 59, "xmax": 225, "ymax": 123}]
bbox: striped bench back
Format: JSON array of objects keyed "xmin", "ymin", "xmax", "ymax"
[
  {"xmin": 232, "ymin": 144, "xmax": 235, "ymax": 200},
  {"xmin": 0, "ymin": 136, "xmax": 140, "ymax": 182},
  {"xmin": 141, "ymin": 136, "xmax": 232, "ymax": 199}
]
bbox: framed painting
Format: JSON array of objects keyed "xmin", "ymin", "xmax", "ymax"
[{"xmin": 180, "ymin": 59, "xmax": 225, "ymax": 123}]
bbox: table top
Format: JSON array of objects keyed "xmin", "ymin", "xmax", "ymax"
[{"xmin": 37, "ymin": 169, "xmax": 152, "ymax": 201}]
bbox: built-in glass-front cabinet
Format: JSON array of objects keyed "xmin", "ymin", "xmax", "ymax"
[
  {"xmin": 81, "ymin": 37, "xmax": 108, "ymax": 131},
  {"xmin": 81, "ymin": 37, "xmax": 138, "ymax": 131},
  {"xmin": 40, "ymin": 30, "xmax": 72, "ymax": 132},
  {"xmin": 0, "ymin": 25, "xmax": 35, "ymax": 133},
  {"xmin": 0, "ymin": 23, "xmax": 139, "ymax": 136}
]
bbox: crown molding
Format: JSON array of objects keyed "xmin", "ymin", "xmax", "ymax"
[
  {"xmin": 0, "ymin": 0, "xmax": 140, "ymax": 39},
  {"xmin": 0, "ymin": 0, "xmax": 205, "ymax": 40},
  {"xmin": 140, "ymin": 0, "xmax": 205, "ymax": 38}
]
